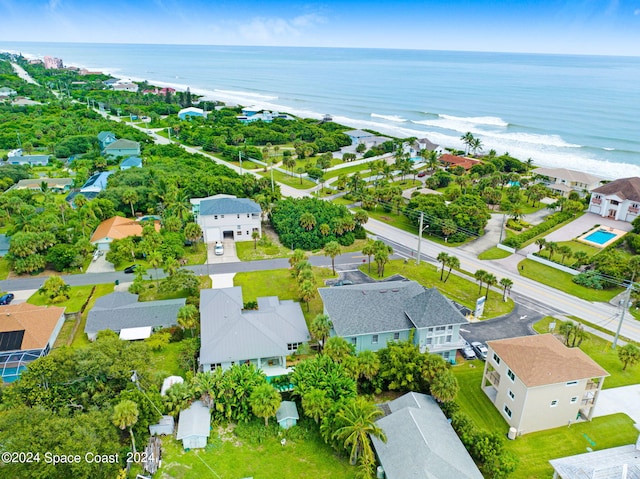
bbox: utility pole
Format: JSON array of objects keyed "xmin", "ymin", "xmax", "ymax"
[
  {"xmin": 613, "ymin": 282, "xmax": 633, "ymax": 349},
  {"xmin": 238, "ymin": 150, "xmax": 243, "ymax": 175},
  {"xmin": 270, "ymin": 160, "xmax": 275, "ymax": 193},
  {"xmin": 416, "ymin": 212, "xmax": 428, "ymax": 265},
  {"xmin": 498, "ymin": 213, "xmax": 506, "ymax": 244},
  {"xmin": 167, "ymin": 127, "xmax": 172, "ymax": 141}
]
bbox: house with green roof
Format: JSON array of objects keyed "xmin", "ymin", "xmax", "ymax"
[
  {"xmin": 318, "ymin": 281, "xmax": 467, "ymax": 361},
  {"xmin": 103, "ymin": 138, "xmax": 141, "ymax": 158}
]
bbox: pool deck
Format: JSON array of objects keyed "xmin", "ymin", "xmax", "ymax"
[{"xmin": 577, "ymin": 225, "xmax": 628, "ymax": 248}]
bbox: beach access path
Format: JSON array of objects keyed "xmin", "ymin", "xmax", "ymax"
[{"xmin": 11, "ymin": 62, "xmax": 38, "ymax": 85}]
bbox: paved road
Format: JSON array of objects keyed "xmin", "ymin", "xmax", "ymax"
[{"xmin": 365, "ymin": 217, "xmax": 640, "ymax": 343}]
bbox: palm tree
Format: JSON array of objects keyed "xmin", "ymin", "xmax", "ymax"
[
  {"xmin": 499, "ymin": 277, "xmax": 514, "ymax": 302},
  {"xmin": 249, "ymin": 383, "xmax": 281, "ymax": 426},
  {"xmin": 184, "ymin": 222, "xmax": 203, "ymax": 248},
  {"xmin": 324, "ymin": 241, "xmax": 341, "ymax": 275},
  {"xmin": 289, "ymin": 249, "xmax": 307, "ymax": 270},
  {"xmin": 251, "ymin": 230, "xmax": 260, "ymax": 249},
  {"xmin": 299, "ymin": 279, "xmax": 316, "ymax": 311},
  {"xmin": 618, "ymin": 344, "xmax": 640, "ymax": 371},
  {"xmin": 362, "ymin": 240, "xmax": 376, "ymax": 274},
  {"xmin": 475, "ymin": 269, "xmax": 488, "ymax": 295},
  {"xmin": 470, "ymin": 137, "xmax": 483, "ymax": 156},
  {"xmin": 572, "ymin": 251, "xmax": 589, "ymax": 267},
  {"xmin": 441, "ymin": 219, "xmax": 457, "ymax": 242},
  {"xmin": 299, "ymin": 212, "xmax": 316, "ymax": 231},
  {"xmin": 302, "ymin": 389, "xmax": 331, "ymax": 423},
  {"xmin": 443, "ymin": 255, "xmax": 460, "ymax": 283},
  {"xmin": 373, "ymin": 240, "xmax": 393, "ymax": 277},
  {"xmin": 122, "ymin": 188, "xmax": 138, "ymax": 218},
  {"xmin": 357, "ymin": 350, "xmax": 380, "ymax": 382},
  {"xmin": 437, "ymin": 252, "xmax": 450, "ymax": 281},
  {"xmin": 460, "ymin": 132, "xmax": 474, "ymax": 155},
  {"xmin": 558, "ymin": 245, "xmax": 573, "ymax": 265},
  {"xmin": 430, "ymin": 370, "xmax": 459, "ymax": 403},
  {"xmin": 148, "ymin": 251, "xmax": 163, "ymax": 288},
  {"xmin": 546, "ymin": 241, "xmax": 558, "ymax": 261},
  {"xmin": 484, "ymin": 273, "xmax": 497, "ymax": 300},
  {"xmin": 535, "ymin": 238, "xmax": 547, "ymax": 253},
  {"xmin": 332, "ymin": 397, "xmax": 387, "ymax": 466},
  {"xmin": 177, "ymin": 304, "xmax": 200, "ymax": 337},
  {"xmin": 112, "ymin": 399, "xmax": 139, "ymax": 455},
  {"xmin": 310, "ymin": 313, "xmax": 333, "ymax": 352}
]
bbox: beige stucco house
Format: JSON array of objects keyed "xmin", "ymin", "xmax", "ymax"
[
  {"xmin": 533, "ymin": 167, "xmax": 603, "ymax": 197},
  {"xmin": 481, "ymin": 334, "xmax": 608, "ymax": 435}
]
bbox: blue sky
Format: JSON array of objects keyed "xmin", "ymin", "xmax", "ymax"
[{"xmin": 1, "ymin": 0, "xmax": 639, "ymax": 55}]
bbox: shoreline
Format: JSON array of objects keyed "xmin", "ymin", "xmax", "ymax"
[{"xmin": 3, "ymin": 46, "xmax": 639, "ymax": 180}]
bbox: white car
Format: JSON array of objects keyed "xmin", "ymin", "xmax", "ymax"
[
  {"xmin": 461, "ymin": 342, "xmax": 477, "ymax": 360},
  {"xmin": 214, "ymin": 242, "xmax": 224, "ymax": 256},
  {"xmin": 471, "ymin": 341, "xmax": 488, "ymax": 360}
]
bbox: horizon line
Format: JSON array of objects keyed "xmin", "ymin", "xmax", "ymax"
[{"xmin": 1, "ymin": 39, "xmax": 639, "ymax": 60}]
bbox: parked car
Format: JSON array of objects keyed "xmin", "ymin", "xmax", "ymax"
[
  {"xmin": 417, "ymin": 170, "xmax": 428, "ymax": 177},
  {"xmin": 333, "ymin": 280, "xmax": 354, "ymax": 287},
  {"xmin": 461, "ymin": 342, "xmax": 477, "ymax": 360},
  {"xmin": 471, "ymin": 341, "xmax": 488, "ymax": 360},
  {"xmin": 214, "ymin": 242, "xmax": 224, "ymax": 256},
  {"xmin": 0, "ymin": 293, "xmax": 15, "ymax": 305},
  {"xmin": 124, "ymin": 265, "xmax": 139, "ymax": 274}
]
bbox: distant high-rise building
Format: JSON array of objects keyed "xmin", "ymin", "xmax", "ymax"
[{"xmin": 43, "ymin": 56, "xmax": 63, "ymax": 69}]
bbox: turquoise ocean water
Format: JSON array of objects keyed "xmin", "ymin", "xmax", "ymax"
[{"xmin": 1, "ymin": 42, "xmax": 639, "ymax": 179}]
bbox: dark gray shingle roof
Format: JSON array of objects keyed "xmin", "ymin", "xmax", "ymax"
[
  {"xmin": 371, "ymin": 392, "xmax": 484, "ymax": 479},
  {"xmin": 318, "ymin": 281, "xmax": 466, "ymax": 336},
  {"xmin": 199, "ymin": 197, "xmax": 261, "ymax": 216},
  {"xmin": 104, "ymin": 139, "xmax": 140, "ymax": 150},
  {"xmin": 85, "ymin": 292, "xmax": 185, "ymax": 336}
]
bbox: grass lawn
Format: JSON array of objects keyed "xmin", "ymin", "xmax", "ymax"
[
  {"xmin": 331, "ymin": 196, "xmax": 355, "ymax": 206},
  {"xmin": 159, "ymin": 422, "xmax": 354, "ymax": 479},
  {"xmin": 138, "ymin": 275, "xmax": 211, "ymax": 301},
  {"xmin": 183, "ymin": 243, "xmax": 207, "ymax": 265},
  {"xmin": 452, "ymin": 356, "xmax": 639, "ymax": 479},
  {"xmin": 234, "ymin": 267, "xmax": 336, "ymax": 323},
  {"xmin": 324, "ymin": 162, "xmax": 373, "ymax": 180},
  {"xmin": 0, "ymin": 258, "xmax": 9, "ymax": 280},
  {"xmin": 452, "ymin": 361, "xmax": 508, "ymax": 431},
  {"xmin": 365, "ymin": 208, "xmax": 417, "ymax": 235},
  {"xmin": 360, "ymin": 260, "xmax": 514, "ymax": 319},
  {"xmin": 150, "ymin": 340, "xmax": 186, "ymax": 377},
  {"xmin": 478, "ymin": 246, "xmax": 512, "ymax": 260},
  {"xmin": 533, "ymin": 316, "xmax": 640, "ymax": 389},
  {"xmin": 518, "ymin": 259, "xmax": 622, "ymax": 302},
  {"xmin": 535, "ymin": 240, "xmax": 600, "ymax": 266},
  {"xmin": 28, "ymin": 284, "xmax": 101, "ymax": 313},
  {"xmin": 389, "ymin": 178, "xmax": 421, "ymax": 189},
  {"xmin": 508, "ymin": 414, "xmax": 638, "ymax": 479},
  {"xmin": 236, "ymin": 239, "xmax": 291, "ymax": 261},
  {"xmin": 71, "ymin": 283, "xmax": 115, "ymax": 348},
  {"xmin": 255, "ymin": 168, "xmax": 316, "ymax": 189}
]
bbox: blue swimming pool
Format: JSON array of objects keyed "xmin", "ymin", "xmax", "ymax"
[
  {"xmin": 409, "ymin": 157, "xmax": 423, "ymax": 162},
  {"xmin": 584, "ymin": 229, "xmax": 616, "ymax": 245}
]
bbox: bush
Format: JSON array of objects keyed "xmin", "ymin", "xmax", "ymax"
[
  {"xmin": 572, "ymin": 270, "xmax": 604, "ymax": 290},
  {"xmin": 506, "ymin": 219, "xmax": 523, "ymax": 231},
  {"xmin": 502, "ymin": 212, "xmax": 574, "ymax": 249}
]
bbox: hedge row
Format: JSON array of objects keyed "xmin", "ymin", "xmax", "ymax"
[{"xmin": 502, "ymin": 211, "xmax": 574, "ymax": 249}]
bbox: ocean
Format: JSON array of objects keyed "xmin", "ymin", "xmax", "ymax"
[{"xmin": 2, "ymin": 42, "xmax": 639, "ymax": 179}]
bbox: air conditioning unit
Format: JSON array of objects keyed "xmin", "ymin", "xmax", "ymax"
[{"xmin": 376, "ymin": 466, "xmax": 386, "ymax": 479}]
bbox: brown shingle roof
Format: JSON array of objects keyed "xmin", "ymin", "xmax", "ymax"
[
  {"xmin": 487, "ymin": 334, "xmax": 608, "ymax": 387},
  {"xmin": 0, "ymin": 303, "xmax": 65, "ymax": 350},
  {"xmin": 90, "ymin": 216, "xmax": 159, "ymax": 243},
  {"xmin": 592, "ymin": 177, "xmax": 640, "ymax": 202}
]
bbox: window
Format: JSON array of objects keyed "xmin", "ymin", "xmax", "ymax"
[
  {"xmin": 351, "ymin": 337, "xmax": 357, "ymax": 346},
  {"xmin": 372, "ymin": 334, "xmax": 378, "ymax": 344},
  {"xmin": 426, "ymin": 337, "xmax": 433, "ymax": 345},
  {"xmin": 550, "ymin": 400, "xmax": 558, "ymax": 407},
  {"xmin": 507, "ymin": 369, "xmax": 515, "ymax": 382},
  {"xmin": 221, "ymin": 215, "xmax": 225, "ymax": 218},
  {"xmin": 611, "ymin": 200, "xmax": 620, "ymax": 205},
  {"xmin": 246, "ymin": 231, "xmax": 249, "ymax": 235},
  {"xmin": 237, "ymin": 230, "xmax": 242, "ymax": 235},
  {"xmin": 287, "ymin": 342, "xmax": 302, "ymax": 351},
  {"xmin": 427, "ymin": 327, "xmax": 433, "ymax": 334},
  {"xmin": 237, "ymin": 214, "xmax": 240, "ymax": 218},
  {"xmin": 393, "ymin": 332, "xmax": 400, "ymax": 340},
  {"xmin": 446, "ymin": 335, "xmax": 452, "ymax": 342},
  {"xmin": 493, "ymin": 353, "xmax": 501, "ymax": 364},
  {"xmin": 447, "ymin": 325, "xmax": 453, "ymax": 331},
  {"xmin": 503, "ymin": 404, "xmax": 512, "ymax": 418},
  {"xmin": 436, "ymin": 326, "xmax": 446, "ymax": 332},
  {"xmin": 214, "ymin": 215, "xmax": 218, "ymax": 220},
  {"xmin": 566, "ymin": 380, "xmax": 578, "ymax": 386},
  {"xmin": 508, "ymin": 390, "xmax": 515, "ymax": 400},
  {"xmin": 247, "ymin": 214, "xmax": 250, "ymax": 218},
  {"xmin": 570, "ymin": 396, "xmax": 578, "ymax": 404}
]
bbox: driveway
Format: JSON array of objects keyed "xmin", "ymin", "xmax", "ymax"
[
  {"xmin": 206, "ymin": 239, "xmax": 240, "ymax": 264},
  {"xmin": 593, "ymin": 384, "xmax": 640, "ymax": 424},
  {"xmin": 86, "ymin": 253, "xmax": 115, "ymax": 273}
]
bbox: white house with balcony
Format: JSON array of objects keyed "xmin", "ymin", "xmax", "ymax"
[
  {"xmin": 190, "ymin": 194, "xmax": 261, "ymax": 243},
  {"xmin": 533, "ymin": 167, "xmax": 603, "ymax": 197},
  {"xmin": 588, "ymin": 177, "xmax": 640, "ymax": 223},
  {"xmin": 319, "ymin": 281, "xmax": 467, "ymax": 362}
]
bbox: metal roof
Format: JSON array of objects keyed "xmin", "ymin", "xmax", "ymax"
[{"xmin": 199, "ymin": 196, "xmax": 261, "ymax": 216}]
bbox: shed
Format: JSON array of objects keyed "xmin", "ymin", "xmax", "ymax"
[
  {"xmin": 176, "ymin": 401, "xmax": 211, "ymax": 449},
  {"xmin": 0, "ymin": 234, "xmax": 10, "ymax": 257},
  {"xmin": 276, "ymin": 401, "xmax": 299, "ymax": 429},
  {"xmin": 161, "ymin": 376, "xmax": 184, "ymax": 396},
  {"xmin": 149, "ymin": 415, "xmax": 174, "ymax": 436}
]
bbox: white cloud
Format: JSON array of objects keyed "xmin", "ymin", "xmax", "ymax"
[{"xmin": 236, "ymin": 13, "xmax": 326, "ymax": 44}]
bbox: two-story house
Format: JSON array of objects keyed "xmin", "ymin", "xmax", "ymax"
[
  {"xmin": 103, "ymin": 139, "xmax": 141, "ymax": 158},
  {"xmin": 199, "ymin": 287, "xmax": 310, "ymax": 375},
  {"xmin": 318, "ymin": 281, "xmax": 467, "ymax": 362},
  {"xmin": 97, "ymin": 131, "xmax": 117, "ymax": 151},
  {"xmin": 482, "ymin": 334, "xmax": 609, "ymax": 435},
  {"xmin": 191, "ymin": 194, "xmax": 261, "ymax": 243},
  {"xmin": 588, "ymin": 177, "xmax": 640, "ymax": 223},
  {"xmin": 533, "ymin": 167, "xmax": 603, "ymax": 197}
]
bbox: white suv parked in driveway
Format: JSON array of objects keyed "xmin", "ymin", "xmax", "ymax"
[{"xmin": 214, "ymin": 242, "xmax": 224, "ymax": 256}]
